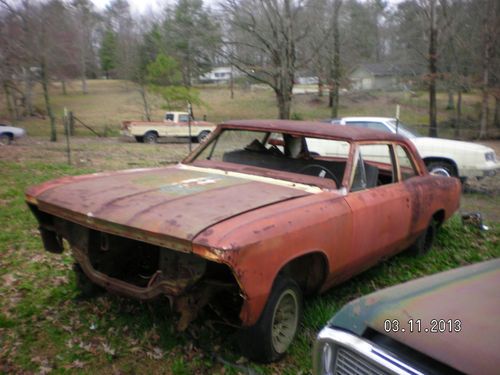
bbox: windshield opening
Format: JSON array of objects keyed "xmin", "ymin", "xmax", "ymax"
[{"xmin": 190, "ymin": 128, "xmax": 351, "ymax": 189}]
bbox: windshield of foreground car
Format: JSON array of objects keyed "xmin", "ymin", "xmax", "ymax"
[
  {"xmin": 191, "ymin": 129, "xmax": 351, "ymax": 189},
  {"xmin": 386, "ymin": 120, "xmax": 420, "ymax": 138}
]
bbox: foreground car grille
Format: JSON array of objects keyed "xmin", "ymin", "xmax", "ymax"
[
  {"xmin": 314, "ymin": 328, "xmax": 425, "ymax": 375},
  {"xmin": 335, "ymin": 347, "xmax": 389, "ymax": 375}
]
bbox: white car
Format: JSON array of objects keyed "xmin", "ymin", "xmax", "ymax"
[
  {"xmin": 323, "ymin": 117, "xmax": 499, "ymax": 179},
  {"xmin": 0, "ymin": 123, "xmax": 26, "ymax": 145}
]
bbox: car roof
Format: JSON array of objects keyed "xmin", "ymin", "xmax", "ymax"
[
  {"xmin": 219, "ymin": 119, "xmax": 406, "ymax": 142},
  {"xmin": 341, "ymin": 116, "xmax": 396, "ymax": 122}
]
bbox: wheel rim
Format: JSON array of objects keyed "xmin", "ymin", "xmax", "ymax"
[
  {"xmin": 271, "ymin": 289, "xmax": 299, "ymax": 354},
  {"xmin": 199, "ymin": 132, "xmax": 209, "ymax": 142},
  {"xmin": 430, "ymin": 167, "xmax": 450, "ymax": 177},
  {"xmin": 145, "ymin": 134, "xmax": 156, "ymax": 143}
]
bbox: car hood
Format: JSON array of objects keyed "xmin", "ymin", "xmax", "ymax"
[
  {"xmin": 411, "ymin": 137, "xmax": 493, "ymax": 154},
  {"xmin": 27, "ymin": 164, "xmax": 311, "ymax": 250},
  {"xmin": 329, "ymin": 259, "xmax": 500, "ymax": 374}
]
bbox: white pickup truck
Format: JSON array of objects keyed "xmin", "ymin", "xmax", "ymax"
[{"xmin": 121, "ymin": 111, "xmax": 216, "ymax": 144}]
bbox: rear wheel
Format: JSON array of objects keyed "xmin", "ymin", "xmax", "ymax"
[
  {"xmin": 143, "ymin": 132, "xmax": 158, "ymax": 144},
  {"xmin": 426, "ymin": 160, "xmax": 457, "ymax": 177},
  {"xmin": 407, "ymin": 219, "xmax": 437, "ymax": 256},
  {"xmin": 239, "ymin": 276, "xmax": 302, "ymax": 362},
  {"xmin": 197, "ymin": 130, "xmax": 210, "ymax": 143}
]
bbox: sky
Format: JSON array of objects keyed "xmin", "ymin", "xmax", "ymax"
[
  {"xmin": 91, "ymin": 0, "xmax": 403, "ymax": 15},
  {"xmin": 90, "ymin": 0, "xmax": 164, "ymax": 15}
]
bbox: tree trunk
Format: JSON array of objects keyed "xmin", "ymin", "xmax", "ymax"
[
  {"xmin": 318, "ymin": 79, "xmax": 323, "ymax": 97},
  {"xmin": 276, "ymin": 89, "xmax": 292, "ymax": 120},
  {"xmin": 455, "ymin": 88, "xmax": 461, "ymax": 138},
  {"xmin": 330, "ymin": 0, "xmax": 342, "ymax": 118},
  {"xmin": 230, "ymin": 65, "xmax": 234, "ymax": 99},
  {"xmin": 61, "ymin": 79, "xmax": 67, "ymax": 95},
  {"xmin": 24, "ymin": 68, "xmax": 34, "ymax": 116},
  {"xmin": 446, "ymin": 89, "xmax": 454, "ymax": 110},
  {"xmin": 494, "ymin": 95, "xmax": 500, "ymax": 128},
  {"xmin": 3, "ymin": 82, "xmax": 15, "ymax": 120},
  {"xmin": 139, "ymin": 83, "xmax": 151, "ymax": 121},
  {"xmin": 40, "ymin": 59, "xmax": 57, "ymax": 142},
  {"xmin": 480, "ymin": 68, "xmax": 489, "ymax": 139},
  {"xmin": 428, "ymin": 0, "xmax": 438, "ymax": 138}
]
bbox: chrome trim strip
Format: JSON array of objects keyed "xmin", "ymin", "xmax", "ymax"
[{"xmin": 313, "ymin": 327, "xmax": 425, "ymax": 375}]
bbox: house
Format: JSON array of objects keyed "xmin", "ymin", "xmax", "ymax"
[
  {"xmin": 349, "ymin": 63, "xmax": 421, "ymax": 91},
  {"xmin": 199, "ymin": 66, "xmax": 238, "ymax": 83}
]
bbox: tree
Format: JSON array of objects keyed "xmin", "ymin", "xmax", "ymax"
[
  {"xmin": 329, "ymin": 0, "xmax": 342, "ymax": 117},
  {"xmin": 221, "ymin": 0, "xmax": 306, "ymax": 119},
  {"xmin": 72, "ymin": 0, "xmax": 99, "ymax": 94},
  {"xmin": 99, "ymin": 29, "xmax": 117, "ymax": 78},
  {"xmin": 164, "ymin": 0, "xmax": 221, "ymax": 87},
  {"xmin": 147, "ymin": 53, "xmax": 202, "ymax": 109}
]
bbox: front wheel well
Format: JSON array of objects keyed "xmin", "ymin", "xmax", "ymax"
[
  {"xmin": 277, "ymin": 252, "xmax": 328, "ymax": 295},
  {"xmin": 423, "ymin": 157, "xmax": 459, "ymax": 176},
  {"xmin": 433, "ymin": 209, "xmax": 445, "ymax": 228}
]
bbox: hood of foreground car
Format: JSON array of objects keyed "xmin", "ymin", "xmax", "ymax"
[
  {"xmin": 27, "ymin": 164, "xmax": 311, "ymax": 246},
  {"xmin": 411, "ymin": 136, "xmax": 493, "ymax": 154},
  {"xmin": 329, "ymin": 259, "xmax": 500, "ymax": 374}
]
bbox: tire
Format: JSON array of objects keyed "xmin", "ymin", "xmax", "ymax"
[
  {"xmin": 73, "ymin": 263, "xmax": 103, "ymax": 298},
  {"xmin": 407, "ymin": 220, "xmax": 437, "ymax": 256},
  {"xmin": 134, "ymin": 136, "xmax": 144, "ymax": 143},
  {"xmin": 197, "ymin": 130, "xmax": 210, "ymax": 143},
  {"xmin": 143, "ymin": 131, "xmax": 158, "ymax": 144},
  {"xmin": 238, "ymin": 276, "xmax": 302, "ymax": 363},
  {"xmin": 0, "ymin": 134, "xmax": 12, "ymax": 145},
  {"xmin": 426, "ymin": 160, "xmax": 457, "ymax": 177}
]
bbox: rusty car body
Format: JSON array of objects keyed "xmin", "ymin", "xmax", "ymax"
[
  {"xmin": 313, "ymin": 258, "xmax": 500, "ymax": 375},
  {"xmin": 25, "ymin": 120, "xmax": 461, "ymax": 362}
]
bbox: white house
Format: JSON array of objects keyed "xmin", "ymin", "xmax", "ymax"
[{"xmin": 199, "ymin": 66, "xmax": 239, "ymax": 83}]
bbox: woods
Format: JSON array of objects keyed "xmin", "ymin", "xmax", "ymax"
[{"xmin": 0, "ymin": 0, "xmax": 499, "ymax": 137}]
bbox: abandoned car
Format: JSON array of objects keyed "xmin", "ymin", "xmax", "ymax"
[
  {"xmin": 25, "ymin": 120, "xmax": 461, "ymax": 362},
  {"xmin": 313, "ymin": 258, "xmax": 500, "ymax": 375}
]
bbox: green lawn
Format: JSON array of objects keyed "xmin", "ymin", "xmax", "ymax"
[{"xmin": 0, "ymin": 159, "xmax": 498, "ymax": 374}]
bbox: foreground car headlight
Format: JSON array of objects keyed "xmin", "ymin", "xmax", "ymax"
[
  {"xmin": 485, "ymin": 152, "xmax": 497, "ymax": 162},
  {"xmin": 321, "ymin": 342, "xmax": 334, "ymax": 375}
]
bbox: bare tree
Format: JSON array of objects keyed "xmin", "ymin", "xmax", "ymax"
[
  {"xmin": 478, "ymin": 0, "xmax": 499, "ymax": 138},
  {"xmin": 221, "ymin": 0, "xmax": 306, "ymax": 119},
  {"xmin": 329, "ymin": 0, "xmax": 342, "ymax": 117},
  {"xmin": 72, "ymin": 0, "xmax": 98, "ymax": 94}
]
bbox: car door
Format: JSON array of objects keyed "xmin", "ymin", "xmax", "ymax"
[{"xmin": 342, "ymin": 142, "xmax": 412, "ymax": 272}]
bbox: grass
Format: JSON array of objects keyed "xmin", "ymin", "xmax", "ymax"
[
  {"xmin": 2, "ymin": 79, "xmax": 497, "ymax": 140},
  {"xmin": 0, "ymin": 80, "xmax": 499, "ymax": 373},
  {"xmin": 1, "ymin": 159, "xmax": 499, "ymax": 374}
]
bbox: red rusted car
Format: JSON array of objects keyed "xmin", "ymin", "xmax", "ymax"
[{"xmin": 25, "ymin": 120, "xmax": 461, "ymax": 362}]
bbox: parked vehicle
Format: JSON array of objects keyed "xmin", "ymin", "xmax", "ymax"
[
  {"xmin": 323, "ymin": 116, "xmax": 499, "ymax": 179},
  {"xmin": 121, "ymin": 111, "xmax": 216, "ymax": 144},
  {"xmin": 25, "ymin": 120, "xmax": 460, "ymax": 362},
  {"xmin": 0, "ymin": 123, "xmax": 26, "ymax": 145},
  {"xmin": 313, "ymin": 258, "xmax": 500, "ymax": 375}
]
